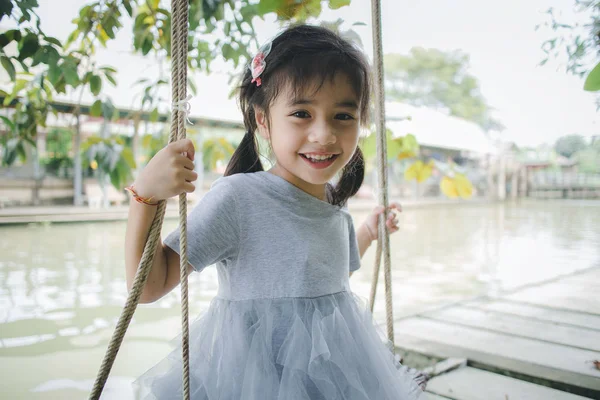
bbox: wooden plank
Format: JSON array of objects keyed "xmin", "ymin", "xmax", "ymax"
[
  {"xmin": 426, "ymin": 306, "xmax": 600, "ymax": 352},
  {"xmin": 395, "ymin": 334, "xmax": 600, "ymax": 398},
  {"xmin": 469, "ymin": 300, "xmax": 600, "ymax": 331},
  {"xmin": 427, "ymin": 367, "xmax": 592, "ymax": 400},
  {"xmin": 504, "ymin": 283, "xmax": 600, "ymax": 315},
  {"xmin": 423, "ymin": 358, "xmax": 467, "ymax": 378},
  {"xmin": 394, "ymin": 317, "xmax": 600, "ymax": 393}
]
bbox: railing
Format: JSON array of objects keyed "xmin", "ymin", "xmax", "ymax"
[{"xmin": 529, "ymin": 171, "xmax": 600, "ymax": 188}]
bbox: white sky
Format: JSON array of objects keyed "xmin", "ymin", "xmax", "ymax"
[{"xmin": 11, "ymin": 0, "xmax": 600, "ymax": 147}]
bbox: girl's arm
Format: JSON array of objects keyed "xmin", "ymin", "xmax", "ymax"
[
  {"xmin": 356, "ymin": 223, "xmax": 375, "ymax": 258},
  {"xmin": 357, "ymin": 202, "xmax": 402, "ymax": 258},
  {"xmin": 124, "ymin": 139, "xmax": 198, "ymax": 303}
]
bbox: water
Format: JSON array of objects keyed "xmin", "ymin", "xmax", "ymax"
[{"xmin": 1, "ymin": 200, "xmax": 599, "ymax": 399}]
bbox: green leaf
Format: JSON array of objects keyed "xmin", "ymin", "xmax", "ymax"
[
  {"xmin": 0, "ymin": 1, "xmax": 14, "ymax": 23},
  {"xmin": 188, "ymin": 77, "xmax": 197, "ymax": 96},
  {"xmin": 361, "ymin": 129, "xmax": 402, "ymax": 161},
  {"xmin": 141, "ymin": 36, "xmax": 153, "ymax": 55},
  {"xmin": 222, "ymin": 43, "xmax": 234, "ymax": 60},
  {"xmin": 61, "ymin": 58, "xmax": 80, "ymax": 87},
  {"xmin": 1, "ymin": 56, "xmax": 16, "ymax": 81},
  {"xmin": 583, "ymin": 62, "xmax": 600, "ymax": 92},
  {"xmin": 0, "ymin": 30, "xmax": 22, "ymax": 48},
  {"xmin": 123, "ymin": 0, "xmax": 133, "ymax": 17},
  {"xmin": 13, "ymin": 79, "xmax": 28, "ymax": 94},
  {"xmin": 0, "ymin": 116, "xmax": 15, "ymax": 132},
  {"xmin": 105, "ymin": 73, "xmax": 117, "ymax": 86},
  {"xmin": 64, "ymin": 30, "xmax": 79, "ymax": 48},
  {"xmin": 149, "ymin": 107, "xmax": 159, "ymax": 122},
  {"xmin": 45, "ymin": 36, "xmax": 62, "ymax": 47},
  {"xmin": 16, "ymin": 140, "xmax": 27, "ymax": 162},
  {"xmin": 121, "ymin": 147, "xmax": 136, "ymax": 169},
  {"xmin": 102, "ymin": 97, "xmax": 115, "ymax": 120},
  {"xmin": 256, "ymin": 0, "xmax": 278, "ymax": 16},
  {"xmin": 90, "ymin": 75, "xmax": 102, "ymax": 95},
  {"xmin": 100, "ymin": 66, "xmax": 117, "ymax": 73},
  {"xmin": 90, "ymin": 100, "xmax": 103, "ymax": 116},
  {"xmin": 47, "ymin": 64, "xmax": 61, "ymax": 85},
  {"xmin": 17, "ymin": 33, "xmax": 40, "ymax": 61},
  {"xmin": 329, "ymin": 0, "xmax": 351, "ymax": 10}
]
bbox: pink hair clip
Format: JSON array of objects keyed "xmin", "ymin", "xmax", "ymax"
[{"xmin": 250, "ymin": 42, "xmax": 272, "ymax": 87}]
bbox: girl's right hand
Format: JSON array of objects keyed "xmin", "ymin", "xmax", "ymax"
[{"xmin": 133, "ymin": 139, "xmax": 198, "ymax": 201}]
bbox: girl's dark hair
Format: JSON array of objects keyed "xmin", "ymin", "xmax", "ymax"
[{"xmin": 224, "ymin": 24, "xmax": 371, "ymax": 206}]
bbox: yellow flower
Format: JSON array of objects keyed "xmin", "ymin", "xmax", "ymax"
[
  {"xmin": 90, "ymin": 160, "xmax": 98, "ymax": 170},
  {"xmin": 440, "ymin": 173, "xmax": 473, "ymax": 199},
  {"xmin": 404, "ymin": 160, "xmax": 434, "ymax": 183},
  {"xmin": 394, "ymin": 134, "xmax": 419, "ymax": 160}
]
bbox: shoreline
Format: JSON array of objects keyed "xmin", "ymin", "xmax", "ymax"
[{"xmin": 2, "ymin": 197, "xmax": 599, "ymax": 225}]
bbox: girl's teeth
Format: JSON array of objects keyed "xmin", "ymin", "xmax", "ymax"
[{"xmin": 306, "ymin": 154, "xmax": 333, "ymax": 161}]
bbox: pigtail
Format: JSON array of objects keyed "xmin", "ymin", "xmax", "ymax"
[
  {"xmin": 224, "ymin": 131, "xmax": 264, "ymax": 176},
  {"xmin": 327, "ymin": 147, "xmax": 365, "ymax": 207}
]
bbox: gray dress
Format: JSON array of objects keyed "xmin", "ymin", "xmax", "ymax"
[{"xmin": 133, "ymin": 171, "xmax": 422, "ymax": 399}]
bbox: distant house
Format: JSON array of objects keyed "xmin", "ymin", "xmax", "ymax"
[
  {"xmin": 385, "ymin": 102, "xmax": 495, "ymax": 164},
  {"xmin": 517, "ymin": 145, "xmax": 579, "ymax": 174}
]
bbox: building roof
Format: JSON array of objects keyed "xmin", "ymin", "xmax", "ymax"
[{"xmin": 385, "ymin": 102, "xmax": 494, "ymax": 155}]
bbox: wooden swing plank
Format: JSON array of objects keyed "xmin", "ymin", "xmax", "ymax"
[
  {"xmin": 426, "ymin": 366, "xmax": 591, "ymax": 400},
  {"xmin": 425, "ymin": 306, "xmax": 600, "ymax": 352},
  {"xmin": 393, "ymin": 318, "xmax": 600, "ymax": 393},
  {"xmin": 467, "ymin": 300, "xmax": 600, "ymax": 331}
]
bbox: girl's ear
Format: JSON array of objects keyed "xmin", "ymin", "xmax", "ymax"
[{"xmin": 254, "ymin": 107, "xmax": 269, "ymax": 140}]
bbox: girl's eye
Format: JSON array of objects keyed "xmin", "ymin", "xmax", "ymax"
[
  {"xmin": 292, "ymin": 111, "xmax": 310, "ymax": 118},
  {"xmin": 335, "ymin": 113, "xmax": 355, "ymax": 121}
]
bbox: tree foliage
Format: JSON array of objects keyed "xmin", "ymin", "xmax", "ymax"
[
  {"xmin": 539, "ymin": 0, "xmax": 599, "ymax": 77},
  {"xmin": 384, "ymin": 48, "xmax": 503, "ymax": 132},
  {"xmin": 555, "ymin": 134, "xmax": 588, "ymax": 158},
  {"xmin": 539, "ymin": 1, "xmax": 600, "ymax": 95}
]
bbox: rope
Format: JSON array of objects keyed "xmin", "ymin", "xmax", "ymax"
[
  {"xmin": 88, "ymin": 0, "xmax": 190, "ymax": 398},
  {"xmin": 369, "ymin": 236, "xmax": 382, "ymax": 313},
  {"xmin": 369, "ymin": 0, "xmax": 395, "ymax": 346},
  {"xmin": 172, "ymin": 0, "xmax": 191, "ymax": 396}
]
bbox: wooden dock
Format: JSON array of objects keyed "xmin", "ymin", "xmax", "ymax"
[{"xmin": 395, "ymin": 267, "xmax": 600, "ymax": 399}]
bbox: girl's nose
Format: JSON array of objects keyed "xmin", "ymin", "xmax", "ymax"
[{"xmin": 308, "ymin": 120, "xmax": 337, "ymax": 145}]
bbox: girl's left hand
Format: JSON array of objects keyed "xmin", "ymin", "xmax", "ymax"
[{"xmin": 363, "ymin": 202, "xmax": 402, "ymax": 242}]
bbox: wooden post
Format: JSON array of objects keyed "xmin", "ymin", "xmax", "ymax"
[
  {"xmin": 73, "ymin": 112, "xmax": 83, "ymax": 206},
  {"xmin": 487, "ymin": 153, "xmax": 495, "ymax": 200},
  {"xmin": 497, "ymin": 153, "xmax": 506, "ymax": 201},
  {"xmin": 32, "ymin": 137, "xmax": 41, "ymax": 206},
  {"xmin": 519, "ymin": 167, "xmax": 528, "ymax": 198},
  {"xmin": 511, "ymin": 163, "xmax": 519, "ymax": 201},
  {"xmin": 132, "ymin": 114, "xmax": 141, "ymax": 177}
]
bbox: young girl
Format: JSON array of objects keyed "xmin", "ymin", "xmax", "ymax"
[{"xmin": 125, "ymin": 24, "xmax": 423, "ymax": 399}]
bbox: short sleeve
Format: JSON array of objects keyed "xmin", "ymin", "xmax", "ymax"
[
  {"xmin": 164, "ymin": 178, "xmax": 240, "ymax": 272},
  {"xmin": 347, "ymin": 215, "xmax": 361, "ymax": 273}
]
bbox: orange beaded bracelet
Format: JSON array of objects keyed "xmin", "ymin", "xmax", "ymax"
[{"xmin": 125, "ymin": 185, "xmax": 159, "ymax": 206}]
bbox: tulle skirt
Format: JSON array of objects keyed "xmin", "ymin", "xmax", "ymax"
[{"xmin": 133, "ymin": 291, "xmax": 423, "ymax": 399}]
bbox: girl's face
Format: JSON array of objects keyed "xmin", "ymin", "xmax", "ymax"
[{"xmin": 255, "ymin": 73, "xmax": 361, "ymax": 200}]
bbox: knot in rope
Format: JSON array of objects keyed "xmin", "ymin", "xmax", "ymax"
[{"xmin": 172, "ymin": 94, "xmax": 194, "ymax": 125}]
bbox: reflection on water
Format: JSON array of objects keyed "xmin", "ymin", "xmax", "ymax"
[{"xmin": 0, "ymin": 200, "xmax": 599, "ymax": 399}]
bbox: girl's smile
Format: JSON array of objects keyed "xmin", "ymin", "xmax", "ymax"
[{"xmin": 299, "ymin": 152, "xmax": 341, "ymax": 169}]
